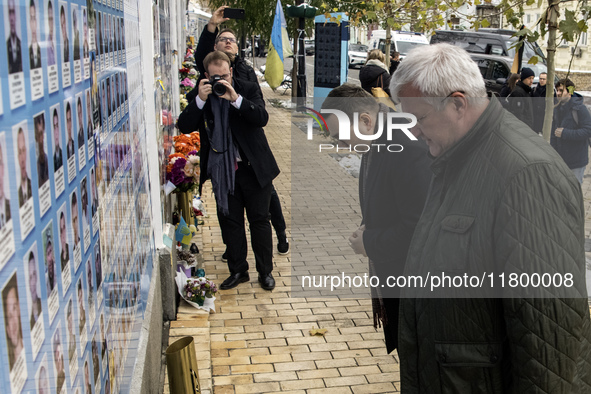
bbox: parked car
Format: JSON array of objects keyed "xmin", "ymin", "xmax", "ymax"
[
  {"xmin": 304, "ymin": 39, "xmax": 315, "ymax": 55},
  {"xmin": 430, "ymin": 29, "xmax": 546, "ymax": 64},
  {"xmin": 368, "ymin": 30, "xmax": 429, "ymax": 59},
  {"xmin": 348, "ymin": 44, "xmax": 368, "ymax": 68},
  {"xmin": 469, "ymin": 53, "xmax": 550, "ymax": 96}
]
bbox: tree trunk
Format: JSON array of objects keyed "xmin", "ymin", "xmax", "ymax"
[
  {"xmin": 543, "ymin": 0, "xmax": 560, "ymax": 142},
  {"xmin": 385, "ymin": 26, "xmax": 391, "ymax": 69}
]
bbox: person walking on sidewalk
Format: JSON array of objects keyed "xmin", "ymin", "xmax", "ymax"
[
  {"xmin": 178, "ymin": 51, "xmax": 279, "ymax": 291},
  {"xmin": 188, "ymin": 5, "xmax": 289, "ymax": 255},
  {"xmin": 359, "ymin": 49, "xmax": 391, "ymax": 96},
  {"xmin": 550, "ymin": 78, "xmax": 591, "ymax": 184},
  {"xmin": 320, "ymin": 84, "xmax": 431, "ymax": 354},
  {"xmin": 391, "ymin": 43, "xmax": 591, "ymax": 393},
  {"xmin": 507, "ymin": 67, "xmax": 535, "ymax": 129}
]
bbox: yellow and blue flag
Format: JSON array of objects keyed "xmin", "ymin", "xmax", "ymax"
[{"xmin": 265, "ymin": 0, "xmax": 293, "ymax": 89}]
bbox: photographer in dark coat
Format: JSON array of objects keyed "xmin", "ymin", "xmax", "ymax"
[
  {"xmin": 507, "ymin": 67, "xmax": 535, "ymax": 129},
  {"xmin": 178, "ymin": 51, "xmax": 279, "ymax": 291},
  {"xmin": 188, "ymin": 6, "xmax": 289, "ymax": 255}
]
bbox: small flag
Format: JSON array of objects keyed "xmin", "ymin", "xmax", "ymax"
[
  {"xmin": 175, "ymin": 216, "xmax": 193, "ymax": 245},
  {"xmin": 265, "ymin": 0, "xmax": 293, "ymax": 89}
]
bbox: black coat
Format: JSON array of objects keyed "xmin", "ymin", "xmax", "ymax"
[
  {"xmin": 359, "ymin": 63, "xmax": 391, "ymax": 96},
  {"xmin": 507, "ymin": 80, "xmax": 534, "ymax": 130},
  {"xmin": 178, "ymin": 78, "xmax": 279, "ymax": 190},
  {"xmin": 532, "ymin": 84, "xmax": 547, "ymax": 134},
  {"xmin": 551, "ymin": 93, "xmax": 591, "ymax": 169},
  {"xmin": 359, "ymin": 104, "xmax": 431, "ymax": 353}
]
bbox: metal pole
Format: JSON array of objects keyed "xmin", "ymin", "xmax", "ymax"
[{"xmin": 296, "ymin": 2, "xmax": 307, "ymax": 101}]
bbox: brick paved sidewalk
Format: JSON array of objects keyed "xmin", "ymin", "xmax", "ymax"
[{"xmin": 165, "ymin": 83, "xmax": 400, "ymax": 394}]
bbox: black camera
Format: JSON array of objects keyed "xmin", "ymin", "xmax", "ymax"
[{"xmin": 208, "ymin": 75, "xmax": 227, "ymax": 96}]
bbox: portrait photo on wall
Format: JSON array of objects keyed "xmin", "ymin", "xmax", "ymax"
[
  {"xmin": 57, "ymin": 201, "xmax": 72, "ymax": 292},
  {"xmin": 65, "ymin": 296, "xmax": 78, "ymax": 381},
  {"xmin": 14, "ymin": 122, "xmax": 36, "ymax": 240},
  {"xmin": 76, "ymin": 94, "xmax": 86, "ymax": 173},
  {"xmin": 24, "ymin": 241, "xmax": 45, "ymax": 360},
  {"xmin": 51, "ymin": 323, "xmax": 66, "ymax": 394},
  {"xmin": 0, "ymin": 131, "xmax": 16, "ymax": 271},
  {"xmin": 64, "ymin": 98, "xmax": 77, "ymax": 185},
  {"xmin": 28, "ymin": 0, "xmax": 45, "ymax": 101},
  {"xmin": 42, "ymin": 221, "xmax": 57, "ymax": 297},
  {"xmin": 46, "ymin": 0, "xmax": 59, "ymax": 93},
  {"xmin": 59, "ymin": 1, "xmax": 71, "ymax": 87},
  {"xmin": 6, "ymin": 0, "xmax": 23, "ymax": 75},
  {"xmin": 70, "ymin": 189, "xmax": 82, "ymax": 269},
  {"xmin": 50, "ymin": 103, "xmax": 66, "ymax": 198},
  {"xmin": 33, "ymin": 111, "xmax": 52, "ymax": 217},
  {"xmin": 2, "ymin": 271, "xmax": 24, "ymax": 373},
  {"xmin": 35, "ymin": 355, "xmax": 50, "ymax": 394}
]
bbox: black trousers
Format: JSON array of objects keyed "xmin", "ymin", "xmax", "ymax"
[{"xmin": 217, "ymin": 162, "xmax": 273, "ymax": 275}]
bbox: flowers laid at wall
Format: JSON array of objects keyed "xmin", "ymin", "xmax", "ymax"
[{"xmin": 165, "ymin": 132, "xmax": 201, "ymax": 193}]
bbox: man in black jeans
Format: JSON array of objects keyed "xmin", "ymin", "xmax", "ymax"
[
  {"xmin": 178, "ymin": 51, "xmax": 278, "ymax": 290},
  {"xmin": 191, "ymin": 6, "xmax": 288, "ymax": 256}
]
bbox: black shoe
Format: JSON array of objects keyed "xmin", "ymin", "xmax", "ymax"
[
  {"xmin": 258, "ymin": 273, "xmax": 275, "ymax": 290},
  {"xmin": 220, "ymin": 272, "xmax": 250, "ymax": 290},
  {"xmin": 221, "ymin": 251, "xmax": 228, "ymax": 262},
  {"xmin": 277, "ymin": 231, "xmax": 289, "ymax": 255}
]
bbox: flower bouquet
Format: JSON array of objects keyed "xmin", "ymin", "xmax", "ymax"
[
  {"xmin": 174, "ymin": 270, "xmax": 217, "ymax": 312},
  {"xmin": 165, "ymin": 132, "xmax": 201, "ymax": 194}
]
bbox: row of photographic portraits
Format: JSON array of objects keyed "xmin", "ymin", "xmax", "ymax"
[
  {"xmin": 0, "ymin": 0, "xmax": 157, "ymax": 392},
  {"xmin": 3, "ymin": 0, "xmax": 127, "ymax": 113}
]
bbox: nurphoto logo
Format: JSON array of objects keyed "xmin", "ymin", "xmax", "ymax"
[{"xmin": 305, "ymin": 108, "xmax": 419, "ymax": 153}]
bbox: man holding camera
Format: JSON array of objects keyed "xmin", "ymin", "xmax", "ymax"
[
  {"xmin": 178, "ymin": 51, "xmax": 279, "ymax": 291},
  {"xmin": 190, "ymin": 6, "xmax": 289, "ymax": 256}
]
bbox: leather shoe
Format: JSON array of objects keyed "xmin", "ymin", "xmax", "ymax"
[
  {"xmin": 258, "ymin": 273, "xmax": 275, "ymax": 291},
  {"xmin": 220, "ymin": 272, "xmax": 250, "ymax": 290}
]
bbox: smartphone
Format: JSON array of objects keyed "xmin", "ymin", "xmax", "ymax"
[{"xmin": 224, "ymin": 8, "xmax": 245, "ymax": 19}]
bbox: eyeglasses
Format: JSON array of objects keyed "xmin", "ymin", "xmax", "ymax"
[
  {"xmin": 217, "ymin": 37, "xmax": 236, "ymax": 44},
  {"xmin": 415, "ymin": 91, "xmax": 465, "ymax": 126}
]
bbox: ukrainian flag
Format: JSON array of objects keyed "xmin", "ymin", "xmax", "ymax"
[{"xmin": 265, "ymin": 0, "xmax": 293, "ymax": 89}]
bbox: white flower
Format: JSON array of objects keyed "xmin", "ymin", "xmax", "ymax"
[{"xmin": 187, "ymin": 154, "xmax": 200, "ymax": 165}]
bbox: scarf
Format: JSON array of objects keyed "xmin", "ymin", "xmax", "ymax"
[
  {"xmin": 365, "ymin": 59, "xmax": 389, "ymax": 73},
  {"xmin": 207, "ymin": 95, "xmax": 238, "ymax": 215}
]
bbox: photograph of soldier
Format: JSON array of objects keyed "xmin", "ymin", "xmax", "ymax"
[
  {"xmin": 34, "ymin": 112, "xmax": 49, "ymax": 186},
  {"xmin": 6, "ymin": 0, "xmax": 23, "ymax": 74},
  {"xmin": 28, "ymin": 0, "xmax": 42, "ymax": 69},
  {"xmin": 46, "ymin": 0, "xmax": 56, "ymax": 66},
  {"xmin": 59, "ymin": 3, "xmax": 69, "ymax": 63},
  {"xmin": 3, "ymin": 273, "xmax": 24, "ymax": 371}
]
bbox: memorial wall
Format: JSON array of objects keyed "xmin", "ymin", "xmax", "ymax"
[{"xmin": 0, "ymin": 0, "xmax": 170, "ymax": 392}]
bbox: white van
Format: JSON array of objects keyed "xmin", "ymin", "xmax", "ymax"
[{"xmin": 368, "ymin": 30, "xmax": 429, "ymax": 59}]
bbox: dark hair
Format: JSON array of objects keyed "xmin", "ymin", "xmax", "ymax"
[
  {"xmin": 60, "ymin": 5, "xmax": 65, "ymax": 18},
  {"xmin": 53, "ymin": 108, "xmax": 58, "ymax": 120},
  {"xmin": 66, "ymin": 102, "xmax": 71, "ymax": 114},
  {"xmin": 29, "ymin": 251, "xmax": 35, "ymax": 262},
  {"xmin": 556, "ymin": 78, "xmax": 575, "ymax": 90},
  {"xmin": 507, "ymin": 73, "xmax": 520, "ymax": 91},
  {"xmin": 203, "ymin": 50, "xmax": 231, "ymax": 72},
  {"xmin": 30, "ymin": 0, "xmax": 35, "ymax": 8},
  {"xmin": 216, "ymin": 28, "xmax": 236, "ymax": 42},
  {"xmin": 71, "ymin": 192, "xmax": 77, "ymax": 206},
  {"xmin": 321, "ymin": 84, "xmax": 379, "ymax": 120}
]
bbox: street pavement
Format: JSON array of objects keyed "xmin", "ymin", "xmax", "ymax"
[{"xmin": 164, "ymin": 80, "xmax": 591, "ymax": 393}]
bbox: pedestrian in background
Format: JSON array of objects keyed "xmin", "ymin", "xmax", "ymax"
[
  {"xmin": 360, "ymin": 49, "xmax": 391, "ymax": 96},
  {"xmin": 507, "ymin": 67, "xmax": 535, "ymax": 129},
  {"xmin": 551, "ymin": 78, "xmax": 591, "ymax": 184}
]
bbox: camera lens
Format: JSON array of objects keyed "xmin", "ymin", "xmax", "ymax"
[{"xmin": 213, "ymin": 82, "xmax": 226, "ymax": 96}]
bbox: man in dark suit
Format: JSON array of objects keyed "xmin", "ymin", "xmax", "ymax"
[
  {"xmin": 77, "ymin": 98, "xmax": 84, "ymax": 149},
  {"xmin": 66, "ymin": 102, "xmax": 75, "ymax": 158},
  {"xmin": 0, "ymin": 144, "xmax": 11, "ymax": 229},
  {"xmin": 29, "ymin": 0, "xmax": 42, "ymax": 69},
  {"xmin": 178, "ymin": 51, "xmax": 279, "ymax": 291},
  {"xmin": 59, "ymin": 211, "xmax": 69, "ymax": 268},
  {"xmin": 83, "ymin": 10, "xmax": 89, "ymax": 59},
  {"xmin": 35, "ymin": 114, "xmax": 49, "ymax": 186},
  {"xmin": 73, "ymin": 9, "xmax": 80, "ymax": 61},
  {"xmin": 17, "ymin": 128, "xmax": 32, "ymax": 207},
  {"xmin": 60, "ymin": 5, "xmax": 69, "ymax": 63},
  {"xmin": 52, "ymin": 108, "xmax": 63, "ymax": 170},
  {"xmin": 6, "ymin": 0, "xmax": 23, "ymax": 74}
]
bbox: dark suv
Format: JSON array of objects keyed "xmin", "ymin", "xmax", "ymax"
[
  {"xmin": 469, "ymin": 54, "xmax": 549, "ymax": 96},
  {"xmin": 431, "ymin": 29, "xmax": 546, "ymax": 63}
]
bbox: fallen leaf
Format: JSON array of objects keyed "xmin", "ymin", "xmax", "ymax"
[{"xmin": 309, "ymin": 328, "xmax": 328, "ymax": 336}]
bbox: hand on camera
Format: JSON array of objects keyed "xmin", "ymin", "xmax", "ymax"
[
  {"xmin": 215, "ymin": 79, "xmax": 239, "ymax": 102},
  {"xmin": 198, "ymin": 79, "xmax": 212, "ymax": 102}
]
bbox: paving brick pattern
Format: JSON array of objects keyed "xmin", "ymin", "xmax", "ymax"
[
  {"xmin": 164, "ymin": 84, "xmax": 400, "ymax": 393},
  {"xmin": 164, "ymin": 82, "xmax": 591, "ymax": 393}
]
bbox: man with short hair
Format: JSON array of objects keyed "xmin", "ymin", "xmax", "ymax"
[
  {"xmin": 29, "ymin": 0, "xmax": 42, "ymax": 69},
  {"xmin": 73, "ymin": 9, "xmax": 80, "ymax": 61},
  {"xmin": 550, "ymin": 78, "xmax": 591, "ymax": 184},
  {"xmin": 191, "ymin": 6, "xmax": 289, "ymax": 255},
  {"xmin": 532, "ymin": 72, "xmax": 548, "ymax": 134},
  {"xmin": 0, "ymin": 145, "xmax": 11, "ymax": 229},
  {"xmin": 71, "ymin": 193, "xmax": 80, "ymax": 245},
  {"xmin": 53, "ymin": 109, "xmax": 63, "ymax": 170},
  {"xmin": 46, "ymin": 0, "xmax": 56, "ymax": 66},
  {"xmin": 60, "ymin": 5, "xmax": 69, "ymax": 62},
  {"xmin": 321, "ymin": 84, "xmax": 431, "ymax": 353},
  {"xmin": 6, "ymin": 0, "xmax": 23, "ymax": 74},
  {"xmin": 45, "ymin": 234, "xmax": 56, "ymax": 292},
  {"xmin": 77, "ymin": 98, "xmax": 85, "ymax": 148},
  {"xmin": 66, "ymin": 300, "xmax": 75, "ymax": 359},
  {"xmin": 28, "ymin": 251, "xmax": 42, "ymax": 328},
  {"xmin": 66, "ymin": 102, "xmax": 75, "ymax": 158},
  {"xmin": 178, "ymin": 51, "xmax": 279, "ymax": 291},
  {"xmin": 390, "ymin": 43, "xmax": 591, "ymax": 392},
  {"xmin": 507, "ymin": 66, "xmax": 535, "ymax": 129},
  {"xmin": 17, "ymin": 128, "xmax": 32, "ymax": 207},
  {"xmin": 53, "ymin": 331, "xmax": 65, "ymax": 392},
  {"xmin": 82, "ymin": 9, "xmax": 89, "ymax": 59},
  {"xmin": 35, "ymin": 114, "xmax": 49, "ymax": 185},
  {"xmin": 59, "ymin": 212, "xmax": 69, "ymax": 267}
]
